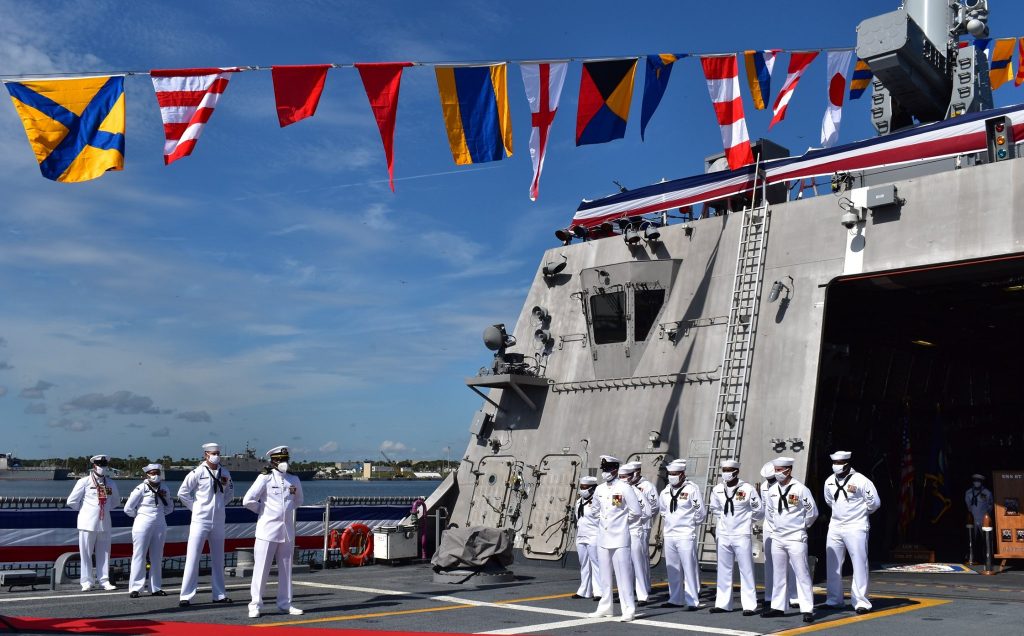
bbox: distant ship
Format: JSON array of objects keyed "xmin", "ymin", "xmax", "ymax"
[
  {"xmin": 0, "ymin": 453, "xmax": 69, "ymax": 481},
  {"xmin": 163, "ymin": 445, "xmax": 314, "ymax": 482}
]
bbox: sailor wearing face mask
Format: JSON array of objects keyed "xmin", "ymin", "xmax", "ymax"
[
  {"xmin": 571, "ymin": 475, "xmax": 602, "ymax": 601},
  {"xmin": 620, "ymin": 461, "xmax": 659, "ymax": 606},
  {"xmin": 965, "ymin": 474, "xmax": 993, "ymax": 540},
  {"xmin": 124, "ymin": 464, "xmax": 174, "ymax": 597},
  {"xmin": 588, "ymin": 455, "xmax": 642, "ymax": 622},
  {"xmin": 758, "ymin": 461, "xmax": 796, "ymax": 609},
  {"xmin": 762, "ymin": 457, "xmax": 818, "ymax": 623},
  {"xmin": 67, "ymin": 454, "xmax": 120, "ymax": 591},
  {"xmin": 658, "ymin": 459, "xmax": 704, "ymax": 610},
  {"xmin": 178, "ymin": 442, "xmax": 234, "ymax": 607},
  {"xmin": 244, "ymin": 446, "xmax": 305, "ymax": 618},
  {"xmin": 823, "ymin": 451, "xmax": 880, "ymax": 614},
  {"xmin": 708, "ymin": 459, "xmax": 763, "ymax": 616}
]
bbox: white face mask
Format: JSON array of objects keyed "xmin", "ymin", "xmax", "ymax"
[
  {"xmin": 832, "ymin": 464, "xmax": 847, "ymax": 475},
  {"xmin": 207, "ymin": 454, "xmax": 221, "ymax": 465},
  {"xmin": 276, "ymin": 461, "xmax": 289, "ymax": 473},
  {"xmin": 579, "ymin": 487, "xmax": 593, "ymax": 498},
  {"xmin": 601, "ymin": 471, "xmax": 614, "ymax": 482},
  {"xmin": 775, "ymin": 470, "xmax": 789, "ymax": 483},
  {"xmin": 668, "ymin": 474, "xmax": 682, "ymax": 487},
  {"xmin": 148, "ymin": 474, "xmax": 161, "ymax": 483},
  {"xmin": 973, "ymin": 481, "xmax": 982, "ymax": 488},
  {"xmin": 722, "ymin": 471, "xmax": 736, "ymax": 482},
  {"xmin": 93, "ymin": 466, "xmax": 106, "ymax": 477}
]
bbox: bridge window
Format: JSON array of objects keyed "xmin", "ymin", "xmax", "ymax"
[
  {"xmin": 590, "ymin": 292, "xmax": 627, "ymax": 344},
  {"xmin": 634, "ymin": 288, "xmax": 666, "ymax": 341}
]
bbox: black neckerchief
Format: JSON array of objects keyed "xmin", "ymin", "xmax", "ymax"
[
  {"xmin": 723, "ymin": 482, "xmax": 739, "ymax": 515},
  {"xmin": 577, "ymin": 497, "xmax": 590, "ymax": 519},
  {"xmin": 970, "ymin": 487, "xmax": 983, "ymax": 506},
  {"xmin": 146, "ymin": 481, "xmax": 169, "ymax": 507},
  {"xmin": 833, "ymin": 473, "xmax": 853, "ymax": 501},
  {"xmin": 205, "ymin": 465, "xmax": 224, "ymax": 493},
  {"xmin": 777, "ymin": 483, "xmax": 794, "ymax": 514},
  {"xmin": 669, "ymin": 486, "xmax": 685, "ymax": 513}
]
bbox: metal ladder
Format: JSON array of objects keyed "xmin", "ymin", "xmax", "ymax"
[{"xmin": 697, "ymin": 158, "xmax": 771, "ymax": 563}]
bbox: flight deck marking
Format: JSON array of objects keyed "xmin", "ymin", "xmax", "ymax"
[
  {"xmin": 772, "ymin": 596, "xmax": 950, "ymax": 635},
  {"xmin": 0, "ymin": 581, "xmax": 267, "ymax": 604}
]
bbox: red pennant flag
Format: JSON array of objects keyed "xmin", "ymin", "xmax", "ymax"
[
  {"xmin": 355, "ymin": 62, "xmax": 412, "ymax": 192},
  {"xmin": 271, "ymin": 64, "xmax": 330, "ymax": 127}
]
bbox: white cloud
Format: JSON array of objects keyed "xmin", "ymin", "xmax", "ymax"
[
  {"xmin": 319, "ymin": 441, "xmax": 338, "ymax": 453},
  {"xmin": 380, "ymin": 440, "xmax": 407, "ymax": 453}
]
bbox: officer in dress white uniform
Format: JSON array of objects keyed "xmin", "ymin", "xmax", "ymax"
[
  {"xmin": 243, "ymin": 445, "xmax": 305, "ymax": 618},
  {"xmin": 124, "ymin": 463, "xmax": 174, "ymax": 597},
  {"xmin": 177, "ymin": 442, "xmax": 234, "ymax": 607},
  {"xmin": 571, "ymin": 475, "xmax": 602, "ymax": 601},
  {"xmin": 758, "ymin": 461, "xmax": 796, "ymax": 608},
  {"xmin": 67, "ymin": 454, "xmax": 120, "ymax": 591},
  {"xmin": 620, "ymin": 461, "xmax": 659, "ymax": 606},
  {"xmin": 965, "ymin": 473, "xmax": 993, "ymax": 545},
  {"xmin": 588, "ymin": 455, "xmax": 642, "ymax": 622},
  {"xmin": 762, "ymin": 456, "xmax": 818, "ymax": 623},
  {"xmin": 708, "ymin": 459, "xmax": 763, "ymax": 616},
  {"xmin": 824, "ymin": 450, "xmax": 880, "ymax": 614},
  {"xmin": 658, "ymin": 459, "xmax": 704, "ymax": 610}
]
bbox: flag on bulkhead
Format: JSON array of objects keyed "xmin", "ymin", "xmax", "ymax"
[
  {"xmin": 4, "ymin": 75, "xmax": 125, "ymax": 183},
  {"xmin": 356, "ymin": 62, "xmax": 413, "ymax": 191},
  {"xmin": 989, "ymin": 37, "xmax": 1015, "ymax": 90},
  {"xmin": 1016, "ymin": 38, "xmax": 1024, "ymax": 87},
  {"xmin": 151, "ymin": 67, "xmax": 240, "ymax": 165},
  {"xmin": 272, "ymin": 64, "xmax": 330, "ymax": 127},
  {"xmin": 435, "ymin": 64, "xmax": 513, "ymax": 165},
  {"xmin": 820, "ymin": 50, "xmax": 853, "ymax": 148},
  {"xmin": 700, "ymin": 55, "xmax": 753, "ymax": 170},
  {"xmin": 640, "ymin": 54, "xmax": 685, "ymax": 140},
  {"xmin": 848, "ymin": 58, "xmax": 872, "ymax": 100},
  {"xmin": 520, "ymin": 62, "xmax": 567, "ymax": 201},
  {"xmin": 743, "ymin": 49, "xmax": 778, "ymax": 110},
  {"xmin": 769, "ymin": 52, "xmax": 818, "ymax": 129},
  {"xmin": 576, "ymin": 58, "xmax": 637, "ymax": 146}
]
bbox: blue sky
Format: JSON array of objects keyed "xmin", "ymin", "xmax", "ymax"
[{"xmin": 1, "ymin": 0, "xmax": 1022, "ymax": 463}]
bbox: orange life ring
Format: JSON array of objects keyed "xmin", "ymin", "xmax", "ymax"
[
  {"xmin": 328, "ymin": 528, "xmax": 342, "ymax": 549},
  {"xmin": 340, "ymin": 523, "xmax": 373, "ymax": 566}
]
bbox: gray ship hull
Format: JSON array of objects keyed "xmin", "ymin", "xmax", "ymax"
[{"xmin": 0, "ymin": 468, "xmax": 70, "ymax": 480}]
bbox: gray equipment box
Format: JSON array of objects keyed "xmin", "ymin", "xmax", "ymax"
[{"xmin": 373, "ymin": 524, "xmax": 419, "ymax": 563}]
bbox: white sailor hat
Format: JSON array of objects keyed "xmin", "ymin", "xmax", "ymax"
[
  {"xmin": 90, "ymin": 454, "xmax": 109, "ymax": 463},
  {"xmin": 599, "ymin": 455, "xmax": 620, "ymax": 464},
  {"xmin": 720, "ymin": 459, "xmax": 740, "ymax": 469},
  {"xmin": 142, "ymin": 463, "xmax": 162, "ymax": 473},
  {"xmin": 760, "ymin": 461, "xmax": 775, "ymax": 479},
  {"xmin": 829, "ymin": 451, "xmax": 852, "ymax": 461},
  {"xmin": 666, "ymin": 459, "xmax": 687, "ymax": 472},
  {"xmin": 971, "ymin": 473, "xmax": 985, "ymax": 481},
  {"xmin": 579, "ymin": 475, "xmax": 598, "ymax": 486},
  {"xmin": 618, "ymin": 462, "xmax": 638, "ymax": 475},
  {"xmin": 266, "ymin": 445, "xmax": 289, "ymax": 457},
  {"xmin": 201, "ymin": 442, "xmax": 220, "ymax": 453},
  {"xmin": 773, "ymin": 456, "xmax": 795, "ymax": 468}
]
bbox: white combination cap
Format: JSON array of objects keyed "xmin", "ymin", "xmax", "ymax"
[
  {"xmin": 266, "ymin": 445, "xmax": 289, "ymax": 457},
  {"xmin": 201, "ymin": 442, "xmax": 220, "ymax": 453},
  {"xmin": 773, "ymin": 456, "xmax": 795, "ymax": 468},
  {"xmin": 599, "ymin": 455, "xmax": 620, "ymax": 464},
  {"xmin": 720, "ymin": 459, "xmax": 740, "ymax": 469},
  {"xmin": 971, "ymin": 473, "xmax": 985, "ymax": 481},
  {"xmin": 579, "ymin": 475, "xmax": 598, "ymax": 485},
  {"xmin": 142, "ymin": 463, "xmax": 162, "ymax": 473},
  {"xmin": 829, "ymin": 451, "xmax": 852, "ymax": 461},
  {"xmin": 90, "ymin": 454, "xmax": 109, "ymax": 463},
  {"xmin": 760, "ymin": 461, "xmax": 775, "ymax": 479},
  {"xmin": 618, "ymin": 463, "xmax": 638, "ymax": 475},
  {"xmin": 666, "ymin": 459, "xmax": 687, "ymax": 472}
]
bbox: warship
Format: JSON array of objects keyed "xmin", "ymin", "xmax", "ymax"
[
  {"xmin": 163, "ymin": 444, "xmax": 315, "ymax": 483},
  {"xmin": 0, "ymin": 453, "xmax": 69, "ymax": 481},
  {"xmin": 1, "ymin": 1, "xmax": 1022, "ymax": 634}
]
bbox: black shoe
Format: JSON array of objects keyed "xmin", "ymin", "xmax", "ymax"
[
  {"xmin": 212, "ymin": 597, "xmax": 233, "ymax": 604},
  {"xmin": 709, "ymin": 607, "xmax": 728, "ymax": 614},
  {"xmin": 571, "ymin": 594, "xmax": 584, "ymax": 599},
  {"xmin": 856, "ymin": 607, "xmax": 870, "ymax": 615},
  {"xmin": 129, "ymin": 591, "xmax": 140, "ymax": 599},
  {"xmin": 742, "ymin": 610, "xmax": 757, "ymax": 616},
  {"xmin": 592, "ymin": 596, "xmax": 601, "ymax": 602},
  {"xmin": 659, "ymin": 602, "xmax": 683, "ymax": 608},
  {"xmin": 761, "ymin": 609, "xmax": 784, "ymax": 618},
  {"xmin": 178, "ymin": 600, "xmax": 190, "ymax": 608},
  {"xmin": 684, "ymin": 605, "xmax": 699, "ymax": 611},
  {"xmin": 637, "ymin": 600, "xmax": 648, "ymax": 607},
  {"xmin": 803, "ymin": 613, "xmax": 814, "ymax": 623},
  {"xmin": 152, "ymin": 590, "xmax": 167, "ymax": 597}
]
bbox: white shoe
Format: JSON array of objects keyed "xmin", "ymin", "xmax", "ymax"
[
  {"xmin": 620, "ymin": 612, "xmax": 635, "ymax": 622},
  {"xmin": 588, "ymin": 611, "xmax": 613, "ymax": 618},
  {"xmin": 100, "ymin": 582, "xmax": 117, "ymax": 591},
  {"xmin": 249, "ymin": 608, "xmax": 260, "ymax": 619},
  {"xmin": 81, "ymin": 583, "xmax": 93, "ymax": 592},
  {"xmin": 283, "ymin": 606, "xmax": 304, "ymax": 615}
]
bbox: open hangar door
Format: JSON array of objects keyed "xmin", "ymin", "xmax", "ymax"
[{"xmin": 808, "ymin": 254, "xmax": 1024, "ymax": 562}]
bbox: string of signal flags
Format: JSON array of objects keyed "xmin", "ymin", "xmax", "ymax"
[{"xmin": 2, "ymin": 36, "xmax": 1021, "ymax": 197}]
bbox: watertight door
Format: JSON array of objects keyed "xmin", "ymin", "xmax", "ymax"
[
  {"xmin": 522, "ymin": 453, "xmax": 582, "ymax": 560},
  {"xmin": 465, "ymin": 455, "xmax": 518, "ymax": 528}
]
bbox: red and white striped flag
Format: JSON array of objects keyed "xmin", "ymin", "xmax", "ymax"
[
  {"xmin": 700, "ymin": 55, "xmax": 753, "ymax": 170},
  {"xmin": 769, "ymin": 52, "xmax": 818, "ymax": 129},
  {"xmin": 821, "ymin": 50, "xmax": 853, "ymax": 148},
  {"xmin": 520, "ymin": 62, "xmax": 567, "ymax": 201},
  {"xmin": 150, "ymin": 67, "xmax": 240, "ymax": 165}
]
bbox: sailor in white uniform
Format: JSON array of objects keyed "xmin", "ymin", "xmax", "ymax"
[
  {"xmin": 758, "ymin": 461, "xmax": 795, "ymax": 608},
  {"xmin": 824, "ymin": 450, "xmax": 880, "ymax": 613},
  {"xmin": 124, "ymin": 463, "xmax": 174, "ymax": 597},
  {"xmin": 658, "ymin": 459, "xmax": 704, "ymax": 610},
  {"xmin": 708, "ymin": 459, "xmax": 762, "ymax": 616},
  {"xmin": 965, "ymin": 473, "xmax": 994, "ymax": 538},
  {"xmin": 588, "ymin": 455, "xmax": 642, "ymax": 622},
  {"xmin": 572, "ymin": 475, "xmax": 602, "ymax": 601},
  {"xmin": 177, "ymin": 442, "xmax": 234, "ymax": 607},
  {"xmin": 762, "ymin": 456, "xmax": 818, "ymax": 623},
  {"xmin": 244, "ymin": 445, "xmax": 305, "ymax": 618},
  {"xmin": 620, "ymin": 461, "xmax": 659, "ymax": 606},
  {"xmin": 67, "ymin": 454, "xmax": 120, "ymax": 591}
]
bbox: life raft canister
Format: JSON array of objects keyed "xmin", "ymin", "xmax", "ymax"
[{"xmin": 340, "ymin": 522, "xmax": 373, "ymax": 566}]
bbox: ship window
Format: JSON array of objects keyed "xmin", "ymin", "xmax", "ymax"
[
  {"xmin": 634, "ymin": 288, "xmax": 666, "ymax": 341},
  {"xmin": 590, "ymin": 291, "xmax": 627, "ymax": 344}
]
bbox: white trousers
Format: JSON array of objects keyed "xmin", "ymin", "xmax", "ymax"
[
  {"xmin": 595, "ymin": 546, "xmax": 635, "ymax": 616},
  {"xmin": 629, "ymin": 528, "xmax": 651, "ymax": 601},
  {"xmin": 129, "ymin": 522, "xmax": 166, "ymax": 593},
  {"xmin": 715, "ymin": 534, "xmax": 757, "ymax": 611},
  {"xmin": 826, "ymin": 527, "xmax": 871, "ymax": 609},
  {"xmin": 575, "ymin": 540, "xmax": 601, "ymax": 598},
  {"xmin": 770, "ymin": 538, "xmax": 813, "ymax": 613},
  {"xmin": 763, "ymin": 536, "xmax": 797, "ymax": 603},
  {"xmin": 78, "ymin": 529, "xmax": 111, "ymax": 586},
  {"xmin": 663, "ymin": 534, "xmax": 699, "ymax": 607},
  {"xmin": 250, "ymin": 538, "xmax": 295, "ymax": 612},
  {"xmin": 180, "ymin": 522, "xmax": 227, "ymax": 602}
]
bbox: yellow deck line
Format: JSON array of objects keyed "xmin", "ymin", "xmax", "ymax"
[
  {"xmin": 773, "ymin": 597, "xmax": 950, "ymax": 635},
  {"xmin": 254, "ymin": 603, "xmax": 471, "ymax": 627}
]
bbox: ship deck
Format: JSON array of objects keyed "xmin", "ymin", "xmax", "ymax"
[{"xmin": 1, "ymin": 561, "xmax": 1020, "ymax": 636}]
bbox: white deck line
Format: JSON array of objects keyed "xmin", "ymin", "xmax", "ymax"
[
  {"xmin": 0, "ymin": 581, "xmax": 270, "ymax": 604},
  {"xmin": 478, "ymin": 616, "xmax": 760, "ymax": 635}
]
